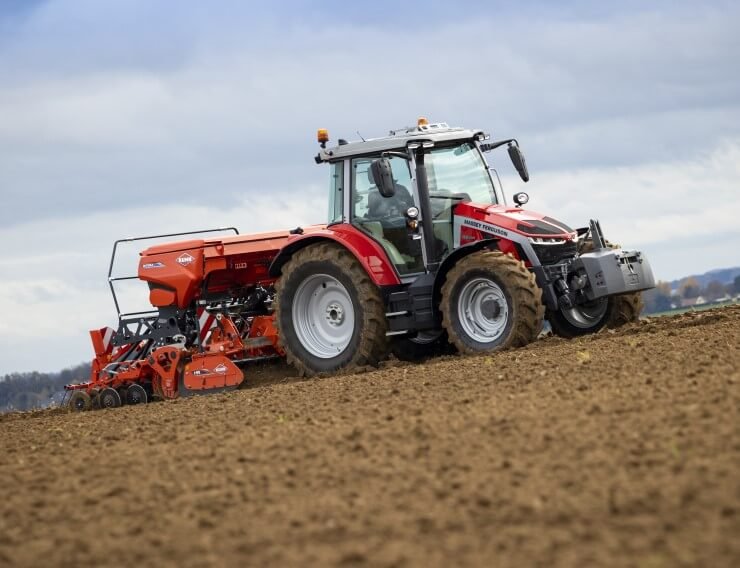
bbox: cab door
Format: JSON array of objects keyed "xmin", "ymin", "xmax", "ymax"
[{"xmin": 349, "ymin": 155, "xmax": 424, "ymax": 276}]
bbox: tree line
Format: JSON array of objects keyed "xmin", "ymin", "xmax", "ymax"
[
  {"xmin": 0, "ymin": 363, "xmax": 90, "ymax": 413},
  {"xmin": 643, "ymin": 275, "xmax": 740, "ymax": 314}
]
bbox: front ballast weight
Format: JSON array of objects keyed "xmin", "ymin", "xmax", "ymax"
[
  {"xmin": 576, "ymin": 220, "xmax": 656, "ymax": 301},
  {"xmin": 543, "ymin": 220, "xmax": 654, "ymax": 338}
]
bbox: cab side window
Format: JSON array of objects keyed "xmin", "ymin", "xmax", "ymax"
[
  {"xmin": 327, "ymin": 161, "xmax": 344, "ymax": 224},
  {"xmin": 350, "ymin": 156, "xmax": 422, "ymax": 275},
  {"xmin": 351, "ymin": 157, "xmax": 413, "ymax": 220}
]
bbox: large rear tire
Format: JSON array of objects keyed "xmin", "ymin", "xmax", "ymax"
[
  {"xmin": 441, "ymin": 251, "xmax": 544, "ymax": 354},
  {"xmin": 275, "ymin": 242, "xmax": 388, "ymax": 376},
  {"xmin": 547, "ymin": 240, "xmax": 644, "ymax": 338}
]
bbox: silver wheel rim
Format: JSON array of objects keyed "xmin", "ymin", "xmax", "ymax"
[
  {"xmin": 457, "ymin": 277, "xmax": 509, "ymax": 343},
  {"xmin": 292, "ymin": 274, "xmax": 355, "ymax": 359},
  {"xmin": 562, "ymin": 299, "xmax": 608, "ymax": 328}
]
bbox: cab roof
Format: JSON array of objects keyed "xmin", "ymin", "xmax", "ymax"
[{"xmin": 316, "ymin": 122, "xmax": 485, "ymax": 162}]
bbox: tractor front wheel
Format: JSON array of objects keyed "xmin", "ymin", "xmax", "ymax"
[
  {"xmin": 441, "ymin": 251, "xmax": 544, "ymax": 354},
  {"xmin": 547, "ymin": 240, "xmax": 644, "ymax": 338},
  {"xmin": 547, "ymin": 294, "xmax": 644, "ymax": 338},
  {"xmin": 275, "ymin": 243, "xmax": 388, "ymax": 376}
]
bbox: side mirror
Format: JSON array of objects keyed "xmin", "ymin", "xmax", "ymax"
[
  {"xmin": 507, "ymin": 144, "xmax": 530, "ymax": 183},
  {"xmin": 370, "ymin": 158, "xmax": 396, "ymax": 198}
]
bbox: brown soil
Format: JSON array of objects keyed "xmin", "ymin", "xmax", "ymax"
[{"xmin": 1, "ymin": 306, "xmax": 739, "ymax": 567}]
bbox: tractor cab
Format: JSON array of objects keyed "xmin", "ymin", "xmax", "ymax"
[{"xmin": 316, "ymin": 118, "xmax": 529, "ymax": 278}]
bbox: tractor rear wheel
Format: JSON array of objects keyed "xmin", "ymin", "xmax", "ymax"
[
  {"xmin": 275, "ymin": 242, "xmax": 387, "ymax": 376},
  {"xmin": 547, "ymin": 240, "xmax": 644, "ymax": 338},
  {"xmin": 441, "ymin": 251, "xmax": 544, "ymax": 354}
]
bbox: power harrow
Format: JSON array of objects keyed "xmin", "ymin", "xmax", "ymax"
[{"xmin": 64, "ymin": 228, "xmax": 287, "ymax": 410}]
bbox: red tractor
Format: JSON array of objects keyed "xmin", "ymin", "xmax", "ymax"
[{"xmin": 65, "ymin": 118, "xmax": 654, "ymax": 410}]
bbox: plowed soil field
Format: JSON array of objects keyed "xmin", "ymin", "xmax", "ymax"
[{"xmin": 1, "ymin": 306, "xmax": 739, "ymax": 567}]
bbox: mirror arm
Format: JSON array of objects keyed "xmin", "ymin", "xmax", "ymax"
[{"xmin": 480, "ymin": 138, "xmax": 516, "ymax": 152}]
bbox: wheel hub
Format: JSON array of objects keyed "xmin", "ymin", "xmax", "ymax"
[
  {"xmin": 457, "ymin": 277, "xmax": 510, "ymax": 343},
  {"xmin": 293, "ymin": 274, "xmax": 355, "ymax": 359},
  {"xmin": 326, "ymin": 303, "xmax": 344, "ymax": 326},
  {"xmin": 480, "ymin": 298, "xmax": 501, "ymax": 320}
]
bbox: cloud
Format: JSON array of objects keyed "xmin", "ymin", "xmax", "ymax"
[
  {"xmin": 521, "ymin": 139, "xmax": 740, "ymax": 242},
  {"xmin": 504, "ymin": 139, "xmax": 740, "ymax": 280},
  {"xmin": 0, "ymin": 187, "xmax": 324, "ymax": 371},
  {"xmin": 0, "ymin": 1, "xmax": 738, "ymax": 373},
  {"xmin": 1, "ymin": 2, "xmax": 739, "ymax": 226}
]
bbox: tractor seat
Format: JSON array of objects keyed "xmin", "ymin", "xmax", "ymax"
[{"xmin": 357, "ymin": 221, "xmax": 408, "ymax": 266}]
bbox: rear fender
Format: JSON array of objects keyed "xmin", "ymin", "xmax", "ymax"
[{"xmin": 268, "ymin": 225, "xmax": 402, "ymax": 287}]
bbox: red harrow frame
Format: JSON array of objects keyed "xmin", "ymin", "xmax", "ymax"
[{"xmin": 64, "ymin": 227, "xmax": 285, "ymax": 410}]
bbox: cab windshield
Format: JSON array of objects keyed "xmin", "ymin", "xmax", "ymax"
[{"xmin": 425, "ymin": 142, "xmax": 497, "ymax": 205}]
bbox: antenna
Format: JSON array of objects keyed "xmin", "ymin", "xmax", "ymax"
[{"xmin": 356, "ymin": 131, "xmax": 366, "ymax": 142}]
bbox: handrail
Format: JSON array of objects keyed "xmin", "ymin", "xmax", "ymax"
[{"xmin": 107, "ymin": 227, "xmax": 239, "ymax": 317}]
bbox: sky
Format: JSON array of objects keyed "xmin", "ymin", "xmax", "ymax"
[{"xmin": 0, "ymin": 0, "xmax": 739, "ymax": 375}]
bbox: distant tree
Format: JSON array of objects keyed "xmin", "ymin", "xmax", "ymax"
[
  {"xmin": 703, "ymin": 280, "xmax": 726, "ymax": 301},
  {"xmin": 0, "ymin": 362, "xmax": 90, "ymax": 413},
  {"xmin": 680, "ymin": 277, "xmax": 701, "ymax": 299},
  {"xmin": 734, "ymin": 275, "xmax": 740, "ymax": 295},
  {"xmin": 642, "ymin": 280, "xmax": 673, "ymax": 313},
  {"xmin": 656, "ymin": 281, "xmax": 672, "ymax": 296}
]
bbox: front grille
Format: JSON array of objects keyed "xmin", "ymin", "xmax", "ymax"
[{"xmin": 531, "ymin": 241, "xmax": 578, "ymax": 264}]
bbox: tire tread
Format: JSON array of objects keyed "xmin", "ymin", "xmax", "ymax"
[
  {"xmin": 274, "ymin": 242, "xmax": 388, "ymax": 377},
  {"xmin": 440, "ymin": 251, "xmax": 544, "ymax": 354}
]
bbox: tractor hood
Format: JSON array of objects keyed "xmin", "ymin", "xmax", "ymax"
[{"xmin": 455, "ymin": 202, "xmax": 577, "ymax": 240}]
